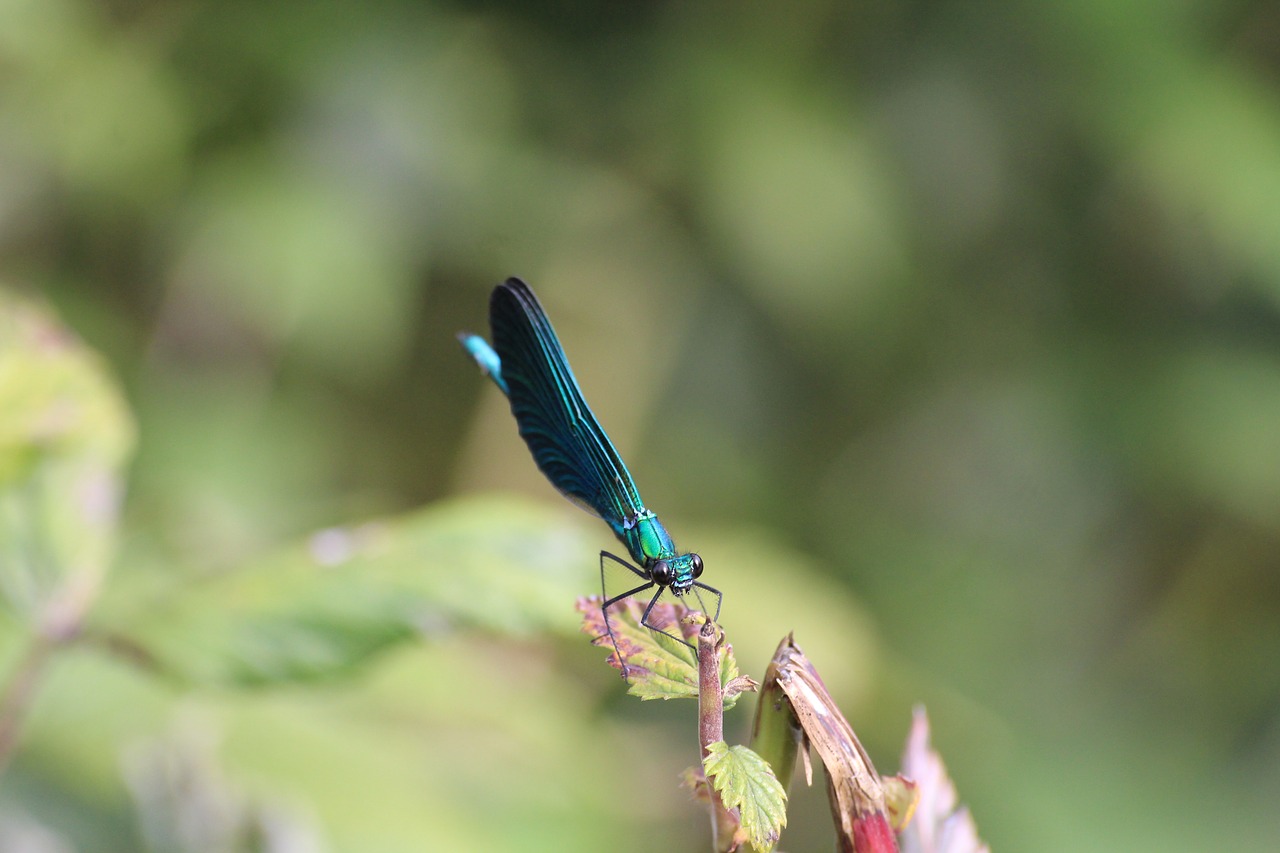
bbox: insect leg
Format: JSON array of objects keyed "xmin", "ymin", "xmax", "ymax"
[
  {"xmin": 691, "ymin": 581, "xmax": 723, "ymax": 623},
  {"xmin": 639, "ymin": 585, "xmax": 696, "ymax": 651},
  {"xmin": 601, "ymin": 549, "xmax": 648, "ymax": 579},
  {"xmin": 599, "ymin": 551, "xmax": 654, "ymax": 681}
]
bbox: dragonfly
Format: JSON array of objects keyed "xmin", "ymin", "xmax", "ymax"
[{"xmin": 458, "ymin": 277, "xmax": 721, "ymax": 670}]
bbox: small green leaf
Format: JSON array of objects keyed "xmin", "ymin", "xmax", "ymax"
[
  {"xmin": 703, "ymin": 741, "xmax": 787, "ymax": 851},
  {"xmin": 576, "ymin": 596, "xmax": 746, "ymax": 708}
]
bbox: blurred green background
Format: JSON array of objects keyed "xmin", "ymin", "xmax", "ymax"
[{"xmin": 2, "ymin": 0, "xmax": 1279, "ymax": 850}]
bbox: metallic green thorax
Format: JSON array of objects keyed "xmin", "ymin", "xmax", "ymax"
[{"xmin": 613, "ymin": 510, "xmax": 696, "ymax": 594}]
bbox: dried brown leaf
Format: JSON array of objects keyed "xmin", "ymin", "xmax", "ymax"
[{"xmin": 773, "ymin": 636, "xmax": 897, "ymax": 852}]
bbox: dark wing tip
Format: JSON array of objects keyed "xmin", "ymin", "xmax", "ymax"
[
  {"xmin": 491, "ymin": 277, "xmax": 546, "ymax": 324},
  {"xmin": 497, "ymin": 276, "xmax": 532, "ymax": 299},
  {"xmin": 491, "ymin": 277, "xmax": 531, "ymax": 314}
]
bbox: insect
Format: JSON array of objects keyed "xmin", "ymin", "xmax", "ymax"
[{"xmin": 458, "ymin": 278, "xmax": 721, "ymax": 669}]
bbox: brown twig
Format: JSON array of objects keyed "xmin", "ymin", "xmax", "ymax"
[{"xmin": 698, "ymin": 619, "xmax": 740, "ymax": 851}]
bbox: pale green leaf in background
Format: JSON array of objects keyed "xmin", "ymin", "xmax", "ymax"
[
  {"xmin": 97, "ymin": 496, "xmax": 594, "ymax": 686},
  {"xmin": 0, "ymin": 292, "xmax": 133, "ymax": 630}
]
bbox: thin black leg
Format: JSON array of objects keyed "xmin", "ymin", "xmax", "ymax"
[
  {"xmin": 639, "ymin": 585, "xmax": 696, "ymax": 650},
  {"xmin": 692, "ymin": 581, "xmax": 723, "ymax": 623},
  {"xmin": 601, "ymin": 550, "xmax": 648, "ymax": 579},
  {"xmin": 601, "ymin": 582, "xmax": 653, "ymax": 682},
  {"xmin": 599, "ymin": 551, "xmax": 655, "ymax": 681},
  {"xmin": 690, "ymin": 586, "xmax": 710, "ymax": 623}
]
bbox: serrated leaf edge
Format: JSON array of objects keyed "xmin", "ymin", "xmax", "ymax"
[{"xmin": 703, "ymin": 742, "xmax": 788, "ymax": 850}]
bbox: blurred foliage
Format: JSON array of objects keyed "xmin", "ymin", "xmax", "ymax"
[
  {"xmin": 0, "ymin": 0, "xmax": 1278, "ymax": 850},
  {"xmin": 899, "ymin": 708, "xmax": 988, "ymax": 853},
  {"xmin": 0, "ymin": 293, "xmax": 132, "ymax": 628}
]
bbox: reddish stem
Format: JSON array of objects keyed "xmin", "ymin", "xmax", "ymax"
[{"xmin": 698, "ymin": 620, "xmax": 738, "ymax": 851}]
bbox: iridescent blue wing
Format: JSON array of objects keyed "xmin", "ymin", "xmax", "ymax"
[{"xmin": 487, "ymin": 278, "xmax": 645, "ymax": 527}]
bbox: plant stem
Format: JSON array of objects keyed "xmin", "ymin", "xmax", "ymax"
[
  {"xmin": 697, "ymin": 619, "xmax": 738, "ymax": 852},
  {"xmin": 0, "ymin": 633, "xmax": 56, "ymax": 776}
]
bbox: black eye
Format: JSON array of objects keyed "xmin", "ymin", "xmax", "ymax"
[
  {"xmin": 651, "ymin": 559, "xmax": 673, "ymax": 585},
  {"xmin": 691, "ymin": 553, "xmax": 704, "ymax": 579}
]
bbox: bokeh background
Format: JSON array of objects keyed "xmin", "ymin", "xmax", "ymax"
[{"xmin": 2, "ymin": 0, "xmax": 1279, "ymax": 850}]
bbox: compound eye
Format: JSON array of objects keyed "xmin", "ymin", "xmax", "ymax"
[
  {"xmin": 690, "ymin": 553, "xmax": 704, "ymax": 579},
  {"xmin": 651, "ymin": 559, "xmax": 673, "ymax": 585}
]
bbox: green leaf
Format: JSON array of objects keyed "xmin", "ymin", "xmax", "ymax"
[
  {"xmin": 576, "ymin": 596, "xmax": 746, "ymax": 708},
  {"xmin": 702, "ymin": 741, "xmax": 787, "ymax": 851},
  {"xmin": 96, "ymin": 496, "xmax": 595, "ymax": 686},
  {"xmin": 0, "ymin": 293, "xmax": 134, "ymax": 626}
]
